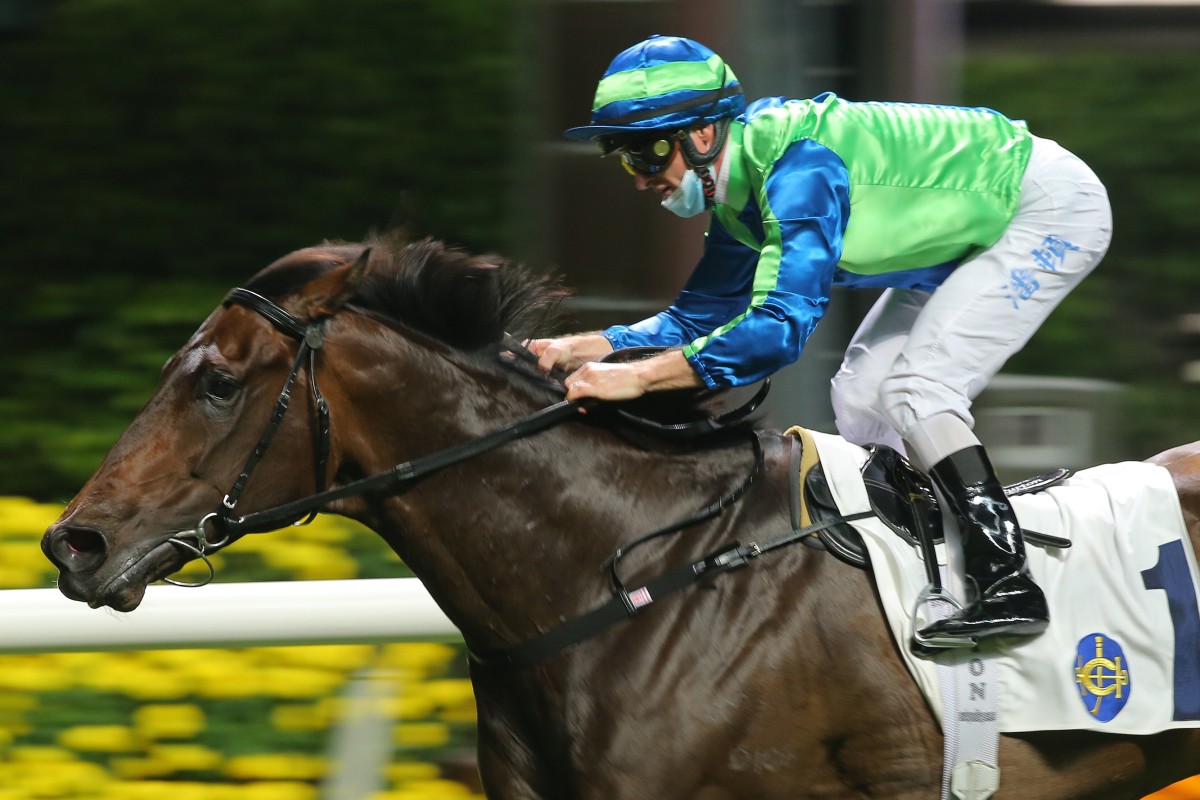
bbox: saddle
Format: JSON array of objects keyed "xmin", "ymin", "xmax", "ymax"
[{"xmin": 789, "ymin": 427, "xmax": 1073, "ymax": 570}]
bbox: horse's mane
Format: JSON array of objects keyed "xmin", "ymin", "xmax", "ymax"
[
  {"xmin": 246, "ymin": 232, "xmax": 567, "ymax": 349},
  {"xmin": 245, "ymin": 232, "xmax": 759, "ymax": 443}
]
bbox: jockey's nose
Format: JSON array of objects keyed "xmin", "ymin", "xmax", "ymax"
[{"xmin": 42, "ymin": 523, "xmax": 109, "ymax": 575}]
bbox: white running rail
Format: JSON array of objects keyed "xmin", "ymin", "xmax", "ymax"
[{"xmin": 0, "ymin": 578, "xmax": 459, "ymax": 653}]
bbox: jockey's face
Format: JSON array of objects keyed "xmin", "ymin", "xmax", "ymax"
[
  {"xmin": 629, "ymin": 126, "xmax": 717, "ymax": 198},
  {"xmin": 631, "ymin": 143, "xmax": 688, "ymax": 196}
]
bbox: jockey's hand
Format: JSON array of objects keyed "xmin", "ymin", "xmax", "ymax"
[
  {"xmin": 564, "ymin": 362, "xmax": 647, "ymax": 403},
  {"xmin": 564, "ymin": 349, "xmax": 704, "ymax": 403},
  {"xmin": 526, "ymin": 334, "xmax": 613, "ymax": 374}
]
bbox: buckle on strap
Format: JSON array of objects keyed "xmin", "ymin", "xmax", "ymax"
[
  {"xmin": 615, "ymin": 541, "xmax": 755, "ymax": 617},
  {"xmin": 697, "ymin": 542, "xmax": 755, "ymax": 575}
]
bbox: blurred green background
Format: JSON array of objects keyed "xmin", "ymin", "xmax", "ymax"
[
  {"xmin": 0, "ymin": 0, "xmax": 522, "ymax": 500},
  {"xmin": 4, "ymin": 2, "xmax": 1200, "ymax": 502}
]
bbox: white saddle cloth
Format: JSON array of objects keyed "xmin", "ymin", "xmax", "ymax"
[{"xmin": 805, "ymin": 429, "xmax": 1200, "ymax": 734}]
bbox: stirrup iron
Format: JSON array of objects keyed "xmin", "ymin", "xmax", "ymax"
[{"xmin": 911, "ymin": 583, "xmax": 977, "ymax": 651}]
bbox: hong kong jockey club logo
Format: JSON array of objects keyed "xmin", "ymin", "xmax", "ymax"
[{"xmin": 1074, "ymin": 633, "xmax": 1132, "ymax": 722}]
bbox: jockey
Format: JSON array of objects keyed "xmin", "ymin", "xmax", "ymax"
[{"xmin": 528, "ymin": 34, "xmax": 1112, "ymax": 649}]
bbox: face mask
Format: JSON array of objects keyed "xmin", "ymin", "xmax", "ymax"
[{"xmin": 660, "ymin": 168, "xmax": 708, "ymax": 218}]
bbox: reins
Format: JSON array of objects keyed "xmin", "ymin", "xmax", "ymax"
[
  {"xmin": 500, "ymin": 335, "xmax": 772, "ymax": 438},
  {"xmin": 229, "ymin": 399, "xmax": 590, "ymax": 533}
]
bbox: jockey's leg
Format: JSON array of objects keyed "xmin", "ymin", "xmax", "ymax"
[
  {"xmin": 878, "ymin": 135, "xmax": 1111, "ymax": 647},
  {"xmin": 830, "ymin": 288, "xmax": 928, "ymax": 456},
  {"xmin": 906, "ymin": 412, "xmax": 1048, "ymax": 643}
]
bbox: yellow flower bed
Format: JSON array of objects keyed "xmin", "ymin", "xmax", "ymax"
[
  {"xmin": 150, "ymin": 743, "xmax": 225, "ymax": 772},
  {"xmin": 58, "ymin": 724, "xmax": 145, "ymax": 753},
  {"xmin": 368, "ymin": 780, "xmax": 476, "ymax": 800},
  {"xmin": 0, "ymin": 498, "xmax": 66, "ymax": 537},
  {"xmin": 393, "ymin": 722, "xmax": 451, "ymax": 749},
  {"xmin": 234, "ymin": 783, "xmax": 320, "ymax": 800},
  {"xmin": 6, "ymin": 745, "xmax": 76, "ymax": 762},
  {"xmin": 0, "ymin": 658, "xmax": 75, "ymax": 692},
  {"xmin": 0, "ymin": 497, "xmax": 481, "ymax": 800},
  {"xmin": 253, "ymin": 644, "xmax": 377, "ymax": 671},
  {"xmin": 133, "ymin": 703, "xmax": 207, "ymax": 740},
  {"xmin": 224, "ymin": 753, "xmax": 327, "ymax": 781},
  {"xmin": 385, "ymin": 761, "xmax": 442, "ymax": 783},
  {"xmin": 0, "ymin": 757, "xmax": 112, "ymax": 796}
]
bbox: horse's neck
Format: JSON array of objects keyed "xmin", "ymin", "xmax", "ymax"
[
  {"xmin": 332, "ymin": 347, "xmax": 764, "ymax": 651},
  {"xmin": 419, "ymin": 433, "xmax": 757, "ymax": 640}
]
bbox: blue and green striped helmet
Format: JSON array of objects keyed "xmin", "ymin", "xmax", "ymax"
[{"xmin": 564, "ymin": 35, "xmax": 744, "ymax": 152}]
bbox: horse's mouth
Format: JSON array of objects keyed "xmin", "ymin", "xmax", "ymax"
[{"xmin": 85, "ymin": 540, "xmax": 188, "ymax": 612}]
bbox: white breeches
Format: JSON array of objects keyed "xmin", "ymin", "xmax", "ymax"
[{"xmin": 830, "ymin": 136, "xmax": 1113, "ymax": 457}]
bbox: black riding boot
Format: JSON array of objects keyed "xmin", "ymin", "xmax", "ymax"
[{"xmin": 915, "ymin": 446, "xmax": 1049, "ymax": 645}]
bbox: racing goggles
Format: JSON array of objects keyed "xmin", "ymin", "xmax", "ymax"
[{"xmin": 618, "ymin": 135, "xmax": 679, "ymax": 176}]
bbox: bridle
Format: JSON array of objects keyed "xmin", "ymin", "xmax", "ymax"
[
  {"xmin": 161, "ymin": 288, "xmax": 333, "ymax": 583},
  {"xmin": 221, "ymin": 289, "xmax": 332, "ymax": 521},
  {"xmin": 164, "ymin": 287, "xmax": 603, "ymax": 584},
  {"xmin": 160, "ymin": 287, "xmax": 794, "ymax": 668}
]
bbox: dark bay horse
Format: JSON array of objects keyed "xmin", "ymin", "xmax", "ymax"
[{"xmin": 42, "ymin": 235, "xmax": 1200, "ymax": 799}]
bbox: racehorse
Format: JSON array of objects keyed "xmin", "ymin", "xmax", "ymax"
[{"xmin": 41, "ymin": 234, "xmax": 1200, "ymax": 799}]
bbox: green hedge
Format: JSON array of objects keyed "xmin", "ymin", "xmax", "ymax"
[{"xmin": 0, "ymin": 0, "xmax": 519, "ymax": 499}]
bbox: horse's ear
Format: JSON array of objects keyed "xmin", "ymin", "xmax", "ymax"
[
  {"xmin": 334, "ymin": 247, "xmax": 371, "ymax": 309},
  {"xmin": 300, "ymin": 247, "xmax": 370, "ymax": 316}
]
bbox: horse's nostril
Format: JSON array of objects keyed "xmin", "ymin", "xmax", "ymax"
[
  {"xmin": 45, "ymin": 525, "xmax": 109, "ymax": 574},
  {"xmin": 66, "ymin": 528, "xmax": 105, "ymax": 555}
]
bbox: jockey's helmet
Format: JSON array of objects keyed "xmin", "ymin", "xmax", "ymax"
[{"xmin": 564, "ymin": 35, "xmax": 745, "ymax": 156}]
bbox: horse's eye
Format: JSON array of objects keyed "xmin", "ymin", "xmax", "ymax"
[{"xmin": 202, "ymin": 372, "xmax": 239, "ymax": 402}]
